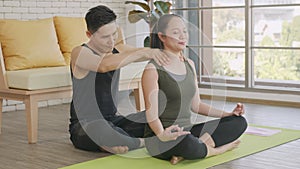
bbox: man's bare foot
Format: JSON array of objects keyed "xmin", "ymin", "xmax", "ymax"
[
  {"xmin": 139, "ymin": 138, "xmax": 145, "ymax": 148},
  {"xmin": 199, "ymin": 133, "xmax": 215, "ymax": 148},
  {"xmin": 170, "ymin": 156, "xmax": 184, "ymax": 165},
  {"xmin": 100, "ymin": 146, "xmax": 129, "ymax": 154}
]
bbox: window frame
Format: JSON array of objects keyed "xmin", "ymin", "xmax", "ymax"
[{"xmin": 171, "ymin": 0, "xmax": 300, "ymax": 95}]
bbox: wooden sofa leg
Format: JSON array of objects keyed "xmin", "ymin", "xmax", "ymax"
[
  {"xmin": 24, "ymin": 96, "xmax": 38, "ymax": 144},
  {"xmin": 0, "ymin": 98, "xmax": 3, "ymax": 134},
  {"xmin": 133, "ymin": 82, "xmax": 145, "ymax": 112}
]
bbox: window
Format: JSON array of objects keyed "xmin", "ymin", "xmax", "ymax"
[{"xmin": 171, "ymin": 0, "xmax": 300, "ymax": 93}]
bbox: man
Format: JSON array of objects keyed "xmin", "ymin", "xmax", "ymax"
[{"xmin": 69, "ymin": 5, "xmax": 169, "ymax": 154}]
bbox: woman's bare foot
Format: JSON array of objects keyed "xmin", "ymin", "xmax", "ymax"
[
  {"xmin": 206, "ymin": 140, "xmax": 241, "ymax": 157},
  {"xmin": 225, "ymin": 140, "xmax": 241, "ymax": 150},
  {"xmin": 199, "ymin": 133, "xmax": 215, "ymax": 148},
  {"xmin": 100, "ymin": 146, "xmax": 129, "ymax": 154},
  {"xmin": 170, "ymin": 156, "xmax": 184, "ymax": 165}
]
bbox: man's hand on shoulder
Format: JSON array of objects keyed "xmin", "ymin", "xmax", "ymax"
[{"xmin": 142, "ymin": 48, "xmax": 171, "ymax": 66}]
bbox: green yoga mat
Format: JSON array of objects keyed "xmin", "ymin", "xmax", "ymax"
[{"xmin": 61, "ymin": 125, "xmax": 300, "ymax": 169}]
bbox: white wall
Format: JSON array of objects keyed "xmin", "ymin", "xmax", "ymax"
[
  {"xmin": 123, "ymin": 0, "xmax": 149, "ymax": 47},
  {"xmin": 0, "ymin": 0, "xmax": 127, "ymax": 112},
  {"xmin": 0, "ymin": 0, "xmax": 126, "ymax": 21}
]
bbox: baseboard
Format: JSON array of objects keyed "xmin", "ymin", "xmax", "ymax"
[{"xmin": 199, "ymin": 88, "xmax": 300, "ymax": 108}]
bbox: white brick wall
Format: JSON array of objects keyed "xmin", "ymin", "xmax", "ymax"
[
  {"xmin": 0, "ymin": 0, "xmax": 126, "ymax": 22},
  {"xmin": 0, "ymin": 0, "xmax": 127, "ymax": 112}
]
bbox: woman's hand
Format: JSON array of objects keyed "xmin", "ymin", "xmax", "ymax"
[
  {"xmin": 157, "ymin": 125, "xmax": 190, "ymax": 142},
  {"xmin": 231, "ymin": 103, "xmax": 245, "ymax": 116}
]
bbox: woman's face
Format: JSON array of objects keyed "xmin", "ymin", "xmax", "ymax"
[{"xmin": 159, "ymin": 17, "xmax": 188, "ymax": 53}]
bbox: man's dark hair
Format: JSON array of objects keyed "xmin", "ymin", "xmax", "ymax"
[{"xmin": 85, "ymin": 5, "xmax": 117, "ymax": 34}]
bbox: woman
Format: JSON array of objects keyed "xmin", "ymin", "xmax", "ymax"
[{"xmin": 142, "ymin": 14, "xmax": 248, "ymax": 164}]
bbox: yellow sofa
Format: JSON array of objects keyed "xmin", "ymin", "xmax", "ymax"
[
  {"xmin": 0, "ymin": 16, "xmax": 144, "ymax": 144},
  {"xmin": 0, "ymin": 17, "xmax": 89, "ymax": 90}
]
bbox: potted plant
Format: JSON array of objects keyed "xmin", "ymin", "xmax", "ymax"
[{"xmin": 125, "ymin": 0, "xmax": 172, "ymax": 47}]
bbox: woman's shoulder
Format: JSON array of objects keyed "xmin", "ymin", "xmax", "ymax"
[
  {"xmin": 186, "ymin": 58, "xmax": 195, "ymax": 66},
  {"xmin": 146, "ymin": 59, "xmax": 160, "ymax": 68},
  {"xmin": 185, "ymin": 58, "xmax": 197, "ymax": 76},
  {"xmin": 185, "ymin": 58, "xmax": 196, "ymax": 69},
  {"xmin": 145, "ymin": 60, "xmax": 157, "ymax": 70},
  {"xmin": 143, "ymin": 61, "xmax": 159, "ymax": 81}
]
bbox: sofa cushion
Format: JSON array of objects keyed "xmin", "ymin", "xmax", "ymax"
[
  {"xmin": 0, "ymin": 18, "xmax": 66, "ymax": 71},
  {"xmin": 6, "ymin": 66, "xmax": 71, "ymax": 90},
  {"xmin": 53, "ymin": 16, "xmax": 89, "ymax": 65}
]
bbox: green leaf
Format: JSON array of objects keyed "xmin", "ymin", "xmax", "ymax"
[
  {"xmin": 152, "ymin": 10, "xmax": 160, "ymax": 19},
  {"xmin": 149, "ymin": 15, "xmax": 158, "ymax": 29},
  {"xmin": 125, "ymin": 1, "xmax": 150, "ymax": 12},
  {"xmin": 144, "ymin": 36, "xmax": 150, "ymax": 47},
  {"xmin": 154, "ymin": 1, "xmax": 172, "ymax": 14},
  {"xmin": 128, "ymin": 10, "xmax": 149, "ymax": 24}
]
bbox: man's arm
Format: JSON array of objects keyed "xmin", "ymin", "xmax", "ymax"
[
  {"xmin": 100, "ymin": 44, "xmax": 152, "ymax": 72},
  {"xmin": 115, "ymin": 44, "xmax": 149, "ymax": 62},
  {"xmin": 71, "ymin": 44, "xmax": 167, "ymax": 73}
]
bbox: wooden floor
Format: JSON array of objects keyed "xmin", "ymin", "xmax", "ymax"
[{"xmin": 0, "ymin": 96, "xmax": 299, "ymax": 169}]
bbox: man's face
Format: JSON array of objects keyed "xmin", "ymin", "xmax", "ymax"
[{"xmin": 89, "ymin": 22, "xmax": 118, "ymax": 53}]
